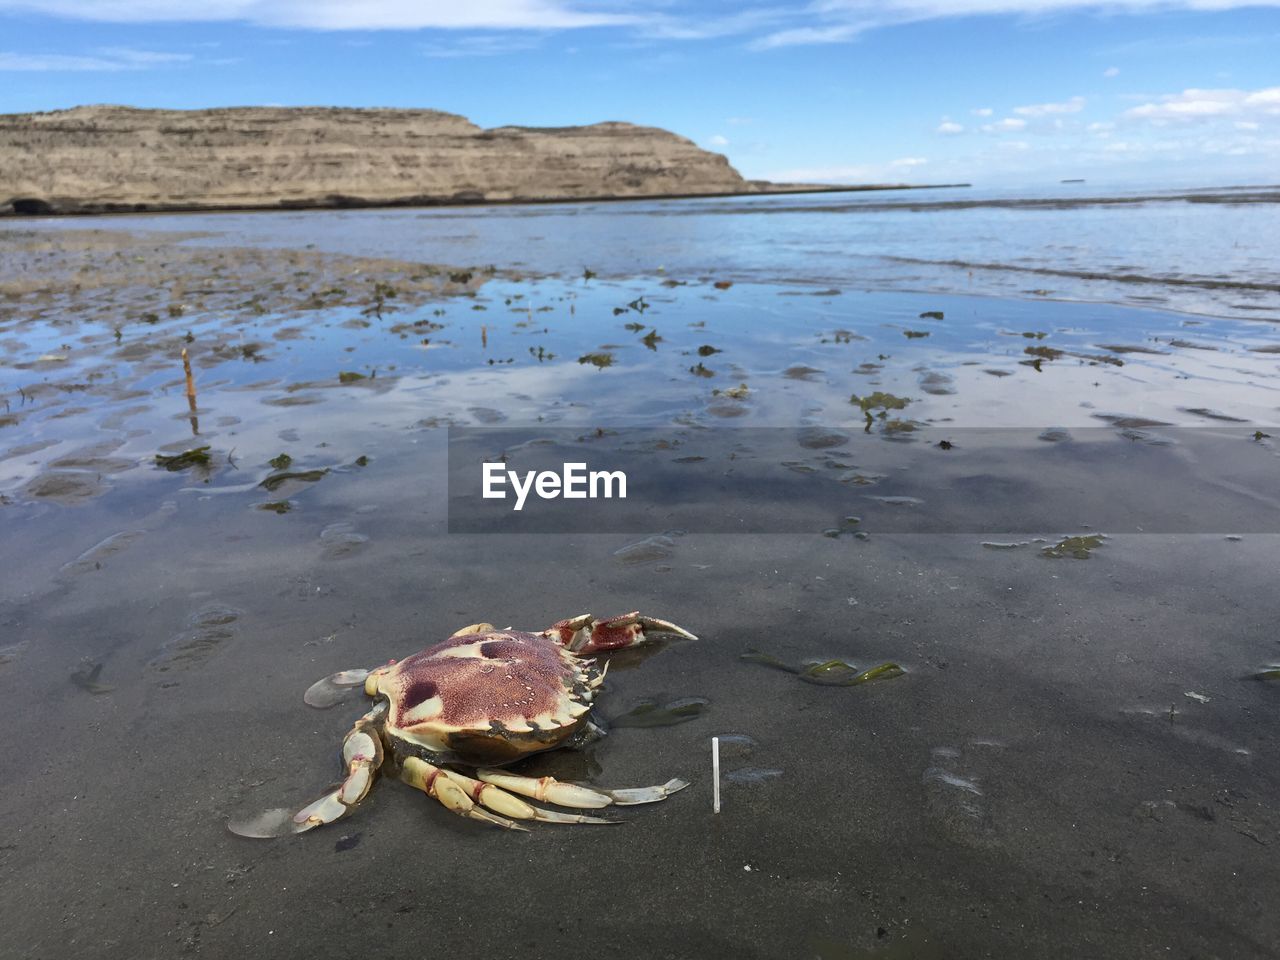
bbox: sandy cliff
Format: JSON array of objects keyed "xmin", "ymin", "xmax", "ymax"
[{"xmin": 0, "ymin": 104, "xmax": 767, "ymax": 215}]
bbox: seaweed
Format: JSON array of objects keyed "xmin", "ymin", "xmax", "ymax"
[
  {"xmin": 1026, "ymin": 345, "xmax": 1123, "ymax": 367},
  {"xmin": 70, "ymin": 658, "xmax": 113, "ymax": 695},
  {"xmin": 904, "ymin": 330, "xmax": 930, "ymax": 339},
  {"xmin": 697, "ymin": 345, "xmax": 722, "ymax": 356},
  {"xmin": 882, "ymin": 419, "xmax": 918, "ymax": 434},
  {"xmin": 268, "ymin": 453, "xmax": 293, "ymax": 470},
  {"xmin": 741, "ymin": 650, "xmax": 905, "ymax": 686},
  {"xmin": 610, "ymin": 697, "xmax": 708, "ymax": 728},
  {"xmin": 155, "ymin": 446, "xmax": 211, "ymax": 471},
  {"xmin": 850, "ymin": 392, "xmax": 910, "ymax": 415},
  {"xmin": 641, "ymin": 329, "xmax": 663, "ymax": 350},
  {"xmin": 578, "ymin": 352, "xmax": 615, "ymax": 369},
  {"xmin": 338, "ymin": 371, "xmax": 367, "ymax": 383},
  {"xmin": 850, "ymin": 391, "xmax": 911, "ymax": 429},
  {"xmin": 1041, "ymin": 533, "xmax": 1106, "ymax": 559},
  {"xmin": 1025, "ymin": 345, "xmax": 1065, "ymax": 361},
  {"xmin": 919, "ymin": 310, "xmax": 944, "ymax": 320},
  {"xmin": 259, "ymin": 468, "xmax": 329, "ymax": 492}
]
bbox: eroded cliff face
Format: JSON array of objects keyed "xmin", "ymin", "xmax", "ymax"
[{"xmin": 0, "ymin": 105, "xmax": 753, "ymax": 214}]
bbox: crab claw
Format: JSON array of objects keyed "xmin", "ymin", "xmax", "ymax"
[{"xmin": 548, "ymin": 612, "xmax": 698, "ymax": 655}]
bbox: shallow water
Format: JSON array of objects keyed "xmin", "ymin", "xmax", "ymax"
[
  {"xmin": 15, "ymin": 182, "xmax": 1280, "ymax": 320},
  {"xmin": 1, "ymin": 201, "xmax": 1279, "ymax": 959}
]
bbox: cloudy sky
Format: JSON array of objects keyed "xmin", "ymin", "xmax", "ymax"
[{"xmin": 1, "ymin": 1, "xmax": 1278, "ymax": 187}]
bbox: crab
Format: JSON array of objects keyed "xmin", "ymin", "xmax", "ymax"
[{"xmin": 229, "ymin": 611, "xmax": 697, "ymax": 836}]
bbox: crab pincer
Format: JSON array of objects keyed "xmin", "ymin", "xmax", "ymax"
[{"xmin": 548, "ymin": 611, "xmax": 698, "ymax": 654}]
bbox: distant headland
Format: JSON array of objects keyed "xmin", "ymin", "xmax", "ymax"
[{"xmin": 0, "ymin": 105, "xmax": 968, "ymax": 216}]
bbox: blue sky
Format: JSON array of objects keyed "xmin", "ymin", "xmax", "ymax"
[{"xmin": 1, "ymin": 1, "xmax": 1278, "ymax": 187}]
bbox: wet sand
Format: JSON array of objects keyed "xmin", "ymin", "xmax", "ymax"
[{"xmin": 1, "ymin": 223, "xmax": 1278, "ymax": 959}]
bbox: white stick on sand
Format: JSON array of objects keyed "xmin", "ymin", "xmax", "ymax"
[{"xmin": 712, "ymin": 736, "xmax": 721, "ymax": 814}]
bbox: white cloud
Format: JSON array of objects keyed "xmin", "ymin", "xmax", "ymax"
[
  {"xmin": 0, "ymin": 47, "xmax": 191, "ymax": 70},
  {"xmin": 980, "ymin": 117, "xmax": 1027, "ymax": 133},
  {"xmin": 750, "ymin": 24, "xmax": 862, "ymax": 49},
  {"xmin": 971, "ymin": 107, "xmax": 994, "ymax": 117},
  {"xmin": 1235, "ymin": 120, "xmax": 1260, "ymax": 130},
  {"xmin": 3, "ymin": 0, "xmax": 1280, "ymax": 56},
  {"xmin": 0, "ymin": 0, "xmax": 640, "ymax": 30},
  {"xmin": 891, "ymin": 156, "xmax": 928, "ymax": 166},
  {"xmin": 752, "ymin": 1, "xmax": 1280, "ymax": 49},
  {"xmin": 1125, "ymin": 86, "xmax": 1280, "ymax": 122},
  {"xmin": 936, "ymin": 120, "xmax": 965, "ymax": 135},
  {"xmin": 707, "ymin": 134, "xmax": 729, "ymax": 147},
  {"xmin": 1103, "ymin": 66, "xmax": 1120, "ymax": 77},
  {"xmin": 1013, "ymin": 95, "xmax": 1085, "ymax": 116},
  {"xmin": 646, "ymin": 8, "xmax": 792, "ymax": 42}
]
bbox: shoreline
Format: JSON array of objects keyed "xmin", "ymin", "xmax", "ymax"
[{"xmin": 0, "ymin": 182, "xmax": 972, "ymax": 220}]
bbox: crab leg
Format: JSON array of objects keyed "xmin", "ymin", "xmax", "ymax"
[
  {"xmin": 400, "ymin": 757, "xmax": 526, "ymax": 831},
  {"xmin": 289, "ymin": 704, "xmax": 387, "ymax": 832},
  {"xmin": 440, "ymin": 770, "xmax": 619, "ymax": 825},
  {"xmin": 548, "ymin": 612, "xmax": 698, "ymax": 655},
  {"xmin": 303, "ymin": 668, "xmax": 372, "ymax": 708},
  {"xmin": 232, "ymin": 704, "xmax": 387, "ymax": 838},
  {"xmin": 476, "ymin": 769, "xmax": 690, "ymax": 808}
]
